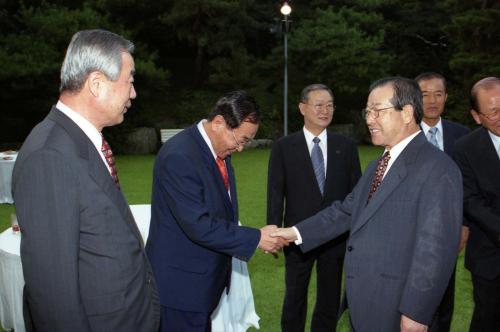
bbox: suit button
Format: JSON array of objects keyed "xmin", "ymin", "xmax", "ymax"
[{"xmin": 347, "ymin": 246, "xmax": 353, "ymax": 252}]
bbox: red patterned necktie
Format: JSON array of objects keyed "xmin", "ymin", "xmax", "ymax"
[
  {"xmin": 216, "ymin": 157, "xmax": 229, "ymax": 190},
  {"xmin": 101, "ymin": 135, "xmax": 120, "ymax": 188},
  {"xmin": 367, "ymin": 151, "xmax": 391, "ymax": 202}
]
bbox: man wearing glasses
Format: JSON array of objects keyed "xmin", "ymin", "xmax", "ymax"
[
  {"xmin": 454, "ymin": 77, "xmax": 500, "ymax": 332},
  {"xmin": 146, "ymin": 91, "xmax": 287, "ymax": 331},
  {"xmin": 267, "ymin": 84, "xmax": 361, "ymax": 331},
  {"xmin": 272, "ymin": 77, "xmax": 463, "ymax": 332}
]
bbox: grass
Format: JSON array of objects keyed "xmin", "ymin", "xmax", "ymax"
[{"xmin": 0, "ymin": 146, "xmax": 472, "ymax": 331}]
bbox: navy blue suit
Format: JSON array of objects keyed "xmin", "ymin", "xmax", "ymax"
[
  {"xmin": 146, "ymin": 125, "xmax": 260, "ymax": 329},
  {"xmin": 442, "ymin": 119, "xmax": 470, "ymax": 156}
]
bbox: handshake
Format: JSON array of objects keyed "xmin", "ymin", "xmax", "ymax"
[{"xmin": 257, "ymin": 226, "xmax": 300, "ymax": 256}]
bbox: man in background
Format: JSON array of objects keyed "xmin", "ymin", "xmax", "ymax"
[
  {"xmin": 415, "ymin": 72, "xmax": 470, "ymax": 331},
  {"xmin": 146, "ymin": 91, "xmax": 287, "ymax": 332},
  {"xmin": 267, "ymin": 84, "xmax": 361, "ymax": 331},
  {"xmin": 454, "ymin": 76, "xmax": 500, "ymax": 332},
  {"xmin": 12, "ymin": 29, "xmax": 160, "ymax": 331},
  {"xmin": 272, "ymin": 77, "xmax": 463, "ymax": 332}
]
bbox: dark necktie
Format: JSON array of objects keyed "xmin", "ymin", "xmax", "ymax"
[
  {"xmin": 101, "ymin": 135, "xmax": 120, "ymax": 188},
  {"xmin": 216, "ymin": 157, "xmax": 229, "ymax": 190},
  {"xmin": 367, "ymin": 151, "xmax": 390, "ymax": 202},
  {"xmin": 428, "ymin": 127, "xmax": 439, "ymax": 148},
  {"xmin": 311, "ymin": 137, "xmax": 325, "ymax": 195}
]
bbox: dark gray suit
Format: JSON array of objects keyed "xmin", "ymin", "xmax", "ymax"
[
  {"xmin": 12, "ymin": 107, "xmax": 160, "ymax": 332},
  {"xmin": 295, "ymin": 133, "xmax": 463, "ymax": 331}
]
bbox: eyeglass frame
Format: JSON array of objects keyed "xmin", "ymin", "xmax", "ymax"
[
  {"xmin": 477, "ymin": 109, "xmax": 499, "ymax": 120},
  {"xmin": 230, "ymin": 128, "xmax": 250, "ymax": 148},
  {"xmin": 302, "ymin": 102, "xmax": 335, "ymax": 113},
  {"xmin": 361, "ymin": 105, "xmax": 398, "ymax": 119}
]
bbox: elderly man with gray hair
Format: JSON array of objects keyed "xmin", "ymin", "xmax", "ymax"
[{"xmin": 12, "ymin": 29, "xmax": 160, "ymax": 332}]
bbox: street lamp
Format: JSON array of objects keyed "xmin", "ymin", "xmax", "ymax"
[{"xmin": 280, "ymin": 1, "xmax": 292, "ymax": 136}]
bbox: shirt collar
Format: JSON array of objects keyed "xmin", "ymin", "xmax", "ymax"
[
  {"xmin": 384, "ymin": 130, "xmax": 421, "ymax": 160},
  {"xmin": 420, "ymin": 117, "xmax": 443, "ymax": 135},
  {"xmin": 488, "ymin": 130, "xmax": 500, "ymax": 156},
  {"xmin": 56, "ymin": 100, "xmax": 102, "ymax": 152},
  {"xmin": 197, "ymin": 120, "xmax": 217, "ymax": 160},
  {"xmin": 303, "ymin": 127, "xmax": 327, "ymax": 144}
]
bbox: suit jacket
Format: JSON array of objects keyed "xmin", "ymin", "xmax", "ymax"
[
  {"xmin": 12, "ymin": 107, "xmax": 160, "ymax": 332},
  {"xmin": 454, "ymin": 127, "xmax": 500, "ymax": 279},
  {"xmin": 441, "ymin": 119, "xmax": 470, "ymax": 156},
  {"xmin": 146, "ymin": 124, "xmax": 261, "ymax": 314},
  {"xmin": 295, "ymin": 133, "xmax": 463, "ymax": 331},
  {"xmin": 267, "ymin": 130, "xmax": 361, "ymax": 255}
]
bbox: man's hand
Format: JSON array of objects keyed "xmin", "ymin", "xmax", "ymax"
[
  {"xmin": 258, "ymin": 225, "xmax": 289, "ymax": 255},
  {"xmin": 400, "ymin": 315, "xmax": 428, "ymax": 332},
  {"xmin": 270, "ymin": 227, "xmax": 298, "ymax": 242},
  {"xmin": 459, "ymin": 225, "xmax": 469, "ymax": 252}
]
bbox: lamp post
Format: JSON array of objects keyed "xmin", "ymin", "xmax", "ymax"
[{"xmin": 280, "ymin": 1, "xmax": 291, "ymax": 136}]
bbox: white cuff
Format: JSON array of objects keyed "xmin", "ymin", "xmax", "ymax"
[{"xmin": 292, "ymin": 226, "xmax": 303, "ymax": 245}]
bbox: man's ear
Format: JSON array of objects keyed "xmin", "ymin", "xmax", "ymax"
[
  {"xmin": 87, "ymin": 71, "xmax": 104, "ymax": 97},
  {"xmin": 211, "ymin": 115, "xmax": 227, "ymax": 132},
  {"xmin": 298, "ymin": 102, "xmax": 307, "ymax": 116},
  {"xmin": 470, "ymin": 109, "xmax": 482, "ymax": 125},
  {"xmin": 401, "ymin": 105, "xmax": 414, "ymax": 124}
]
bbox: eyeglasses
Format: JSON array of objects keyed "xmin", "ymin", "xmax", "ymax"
[
  {"xmin": 478, "ymin": 109, "xmax": 499, "ymax": 120},
  {"xmin": 231, "ymin": 129, "xmax": 250, "ymax": 148},
  {"xmin": 303, "ymin": 102, "xmax": 335, "ymax": 112},
  {"xmin": 361, "ymin": 106, "xmax": 396, "ymax": 119}
]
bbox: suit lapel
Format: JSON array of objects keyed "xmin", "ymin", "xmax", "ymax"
[
  {"xmin": 188, "ymin": 126, "xmax": 235, "ymax": 220},
  {"xmin": 352, "ymin": 133, "xmax": 425, "ymax": 235},
  {"xmin": 48, "ymin": 108, "xmax": 144, "ymax": 245},
  {"xmin": 476, "ymin": 128, "xmax": 500, "ymax": 191},
  {"xmin": 442, "ymin": 120, "xmax": 453, "ymax": 155}
]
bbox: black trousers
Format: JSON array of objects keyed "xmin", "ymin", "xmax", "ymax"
[
  {"xmin": 281, "ymin": 244, "xmax": 344, "ymax": 332},
  {"xmin": 160, "ymin": 305, "xmax": 211, "ymax": 332},
  {"xmin": 469, "ymin": 273, "xmax": 500, "ymax": 332}
]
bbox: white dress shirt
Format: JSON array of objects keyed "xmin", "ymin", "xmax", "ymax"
[
  {"xmin": 303, "ymin": 127, "xmax": 328, "ymax": 175},
  {"xmin": 197, "ymin": 120, "xmax": 231, "ymax": 197},
  {"xmin": 488, "ymin": 130, "xmax": 500, "ymax": 159},
  {"xmin": 421, "ymin": 118, "xmax": 444, "ymax": 151},
  {"xmin": 56, "ymin": 101, "xmax": 111, "ymax": 174}
]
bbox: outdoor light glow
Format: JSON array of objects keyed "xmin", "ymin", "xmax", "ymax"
[{"xmin": 280, "ymin": 2, "xmax": 292, "ymax": 16}]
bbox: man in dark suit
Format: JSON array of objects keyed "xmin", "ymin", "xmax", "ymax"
[
  {"xmin": 273, "ymin": 77, "xmax": 463, "ymax": 332},
  {"xmin": 12, "ymin": 30, "xmax": 160, "ymax": 332},
  {"xmin": 454, "ymin": 76, "xmax": 500, "ymax": 332},
  {"xmin": 415, "ymin": 72, "xmax": 470, "ymax": 332},
  {"xmin": 267, "ymin": 84, "xmax": 361, "ymax": 332},
  {"xmin": 146, "ymin": 91, "xmax": 287, "ymax": 332}
]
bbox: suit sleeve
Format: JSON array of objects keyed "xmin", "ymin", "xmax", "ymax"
[
  {"xmin": 160, "ymin": 151, "xmax": 260, "ymax": 261},
  {"xmin": 13, "ymin": 150, "xmax": 91, "ymax": 331},
  {"xmin": 454, "ymin": 146, "xmax": 500, "ymax": 246},
  {"xmin": 296, "ymin": 187, "xmax": 356, "ymax": 253},
  {"xmin": 267, "ymin": 141, "xmax": 285, "ymax": 227},
  {"xmin": 348, "ymin": 141, "xmax": 362, "ymax": 191},
  {"xmin": 398, "ymin": 161, "xmax": 463, "ymax": 325}
]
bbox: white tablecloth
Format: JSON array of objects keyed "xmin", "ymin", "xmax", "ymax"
[
  {"xmin": 0, "ymin": 205, "xmax": 259, "ymax": 332},
  {"xmin": 0, "ymin": 152, "xmax": 17, "ymax": 204}
]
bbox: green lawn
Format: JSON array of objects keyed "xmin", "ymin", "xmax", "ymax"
[{"xmin": 0, "ymin": 146, "xmax": 473, "ymax": 331}]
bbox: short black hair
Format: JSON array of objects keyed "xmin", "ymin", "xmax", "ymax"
[
  {"xmin": 369, "ymin": 76, "xmax": 424, "ymax": 124},
  {"xmin": 415, "ymin": 72, "xmax": 447, "ymax": 92},
  {"xmin": 208, "ymin": 90, "xmax": 261, "ymax": 128}
]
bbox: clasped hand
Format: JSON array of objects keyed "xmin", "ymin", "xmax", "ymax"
[{"xmin": 258, "ymin": 226, "xmax": 299, "ymax": 257}]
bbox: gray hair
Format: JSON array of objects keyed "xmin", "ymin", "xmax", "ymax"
[
  {"xmin": 60, "ymin": 29, "xmax": 134, "ymax": 92},
  {"xmin": 300, "ymin": 84, "xmax": 334, "ymax": 103}
]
